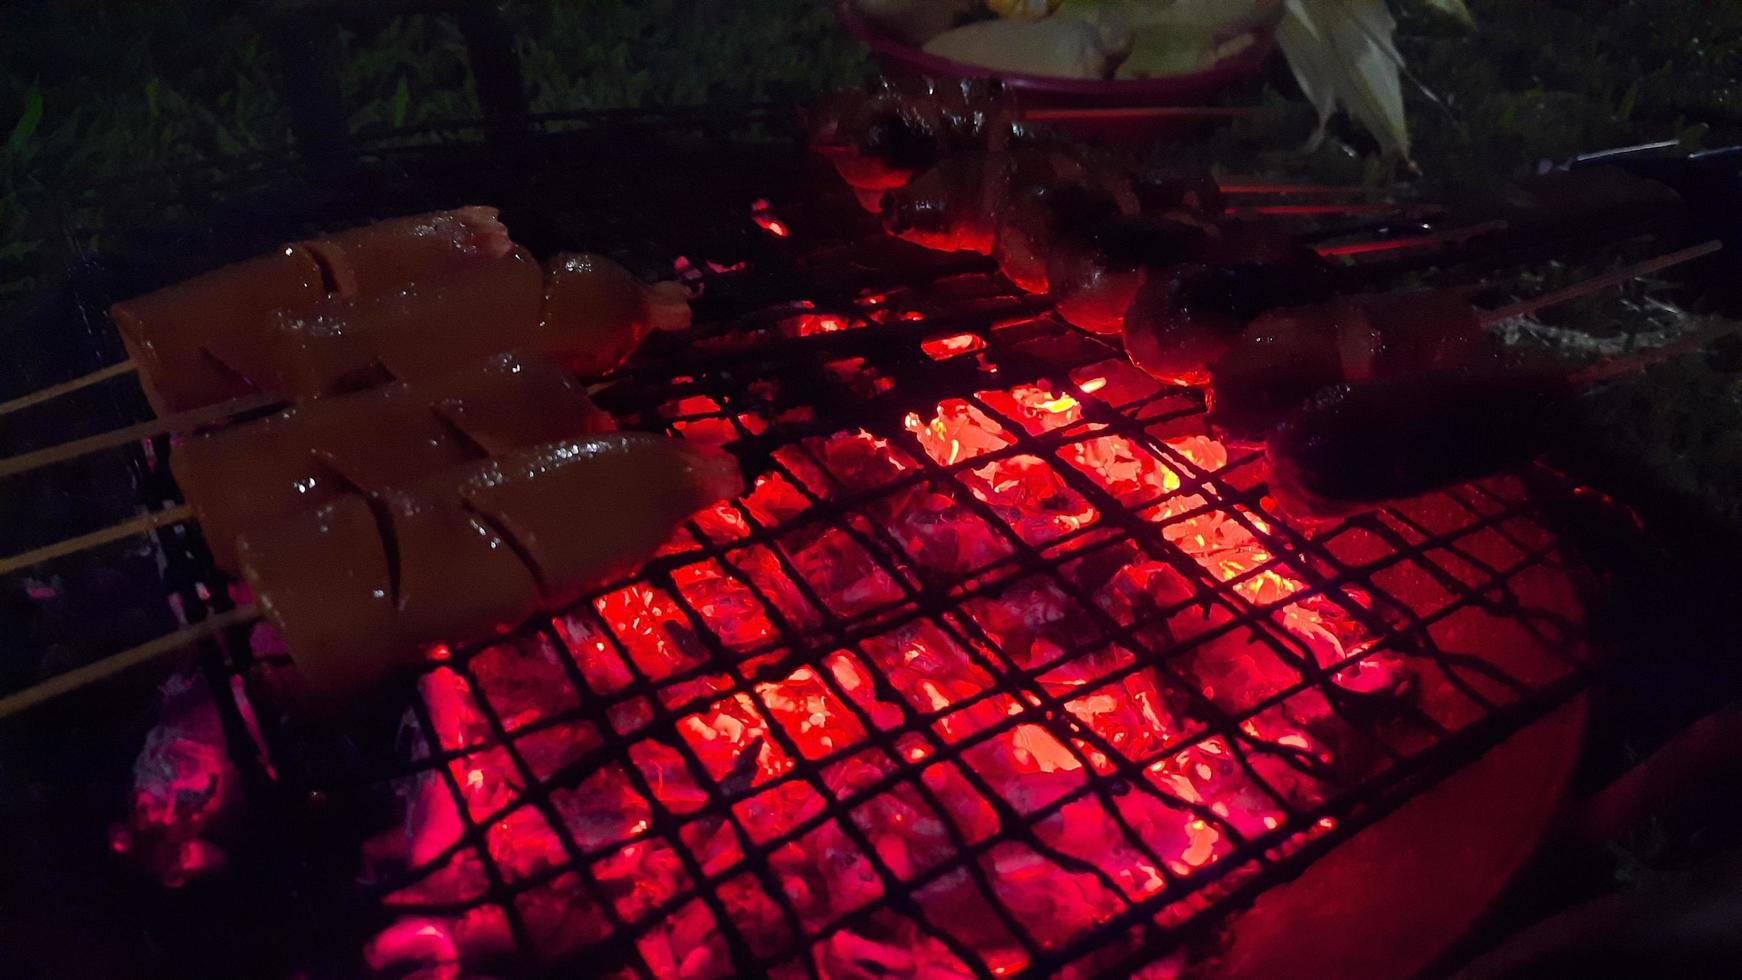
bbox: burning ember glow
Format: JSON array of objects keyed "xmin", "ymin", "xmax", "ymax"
[
  {"xmin": 148, "ymin": 222, "xmax": 1572, "ymax": 975},
  {"xmin": 113, "ymin": 673, "xmax": 253, "ymax": 886},
  {"xmin": 361, "ymin": 348, "xmax": 1550, "ymax": 976},
  {"xmin": 752, "ymin": 199, "xmax": 791, "ymax": 238}
]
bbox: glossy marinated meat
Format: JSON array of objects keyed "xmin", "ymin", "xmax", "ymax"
[
  {"xmin": 172, "ymin": 352, "xmax": 610, "ymax": 572},
  {"xmin": 239, "ymin": 433, "xmax": 743, "ymax": 707},
  {"xmin": 540, "ymin": 252, "xmax": 693, "ymax": 372},
  {"xmin": 812, "ymin": 76, "xmax": 1017, "ymax": 194},
  {"xmin": 1124, "ymin": 259, "xmax": 1342, "ymax": 384},
  {"xmin": 111, "ymin": 246, "xmax": 327, "ymax": 415},
  {"xmin": 1048, "ymin": 213, "xmax": 1215, "ymax": 333},
  {"xmin": 253, "ymin": 245, "xmax": 545, "ymax": 399},
  {"xmin": 298, "ymin": 206, "xmax": 514, "ymax": 299},
  {"xmin": 1208, "ymin": 289, "xmax": 1496, "ymax": 440}
]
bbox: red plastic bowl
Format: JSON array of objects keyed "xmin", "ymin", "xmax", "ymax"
[{"xmin": 837, "ymin": 1, "xmax": 1275, "ymax": 140}]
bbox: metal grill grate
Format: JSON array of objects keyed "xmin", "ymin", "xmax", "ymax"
[{"xmin": 186, "ymin": 194, "xmax": 1597, "ymax": 976}]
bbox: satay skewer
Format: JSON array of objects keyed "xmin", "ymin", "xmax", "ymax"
[
  {"xmin": 1476, "ymin": 240, "xmax": 1723, "ymax": 326},
  {"xmin": 1019, "ymin": 105, "xmax": 1260, "ymax": 123}
]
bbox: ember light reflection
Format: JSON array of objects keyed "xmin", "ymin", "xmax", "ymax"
[{"xmin": 361, "ymin": 280, "xmax": 1583, "ymax": 976}]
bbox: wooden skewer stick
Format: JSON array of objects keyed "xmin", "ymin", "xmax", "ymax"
[
  {"xmin": 1020, "ymin": 105, "xmax": 1259, "ymax": 123},
  {"xmin": 1572, "ymin": 320, "xmax": 1742, "ymax": 386},
  {"xmin": 0, "ymin": 504, "xmax": 195, "ymax": 578},
  {"xmin": 1477, "ymin": 240, "xmax": 1724, "ymax": 327},
  {"xmin": 0, "ymin": 606, "xmax": 260, "ymax": 723},
  {"xmin": 1220, "ymin": 182, "xmax": 1390, "ymax": 197},
  {"xmin": 1234, "ymin": 203, "xmax": 1444, "ymax": 218},
  {"xmin": 0, "ymin": 360, "xmax": 139, "ymax": 418},
  {"xmin": 1314, "ymin": 220, "xmax": 1510, "ymax": 259},
  {"xmin": 0, "ymin": 392, "xmax": 280, "ymax": 481}
]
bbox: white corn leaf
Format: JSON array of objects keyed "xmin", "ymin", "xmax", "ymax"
[
  {"xmin": 1276, "ymin": 0, "xmax": 1411, "ymax": 164},
  {"xmin": 1419, "ymin": 0, "xmax": 1474, "ymax": 26}
]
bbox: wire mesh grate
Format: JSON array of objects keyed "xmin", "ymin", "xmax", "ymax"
[{"xmin": 232, "ymin": 204, "xmax": 1597, "ymax": 977}]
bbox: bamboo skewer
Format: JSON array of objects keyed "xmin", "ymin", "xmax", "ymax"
[
  {"xmin": 1020, "ymin": 105, "xmax": 1260, "ymax": 123},
  {"xmin": 0, "ymin": 392, "xmax": 280, "ymax": 481},
  {"xmin": 1315, "ymin": 220, "xmax": 1510, "ymax": 258},
  {"xmin": 1477, "ymin": 240, "xmax": 1724, "ymax": 327},
  {"xmin": 1234, "ymin": 202, "xmax": 1445, "ymax": 218},
  {"xmin": 0, "ymin": 360, "xmax": 139, "ymax": 418},
  {"xmin": 1220, "ymin": 182, "xmax": 1391, "ymax": 197},
  {"xmin": 0, "ymin": 504, "xmax": 195, "ymax": 578},
  {"xmin": 0, "ymin": 607, "xmax": 260, "ymax": 723}
]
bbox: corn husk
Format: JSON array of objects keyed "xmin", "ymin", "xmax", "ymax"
[
  {"xmin": 1276, "ymin": 0, "xmax": 1411, "ymax": 163},
  {"xmin": 1421, "ymin": 0, "xmax": 1474, "ymax": 26}
]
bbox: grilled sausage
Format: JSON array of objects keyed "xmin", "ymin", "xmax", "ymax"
[
  {"xmin": 239, "ymin": 433, "xmax": 744, "ymax": 706},
  {"xmin": 171, "ymin": 351, "xmax": 612, "ymax": 572}
]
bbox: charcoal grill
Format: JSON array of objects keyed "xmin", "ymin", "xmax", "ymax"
[{"xmin": 3, "ymin": 8, "xmax": 1740, "ymax": 979}]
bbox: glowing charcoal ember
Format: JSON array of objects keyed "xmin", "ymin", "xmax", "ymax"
[
  {"xmin": 756, "ymin": 665, "xmax": 868, "ymax": 759},
  {"xmin": 469, "ymin": 637, "xmax": 581, "ymax": 732},
  {"xmin": 369, "ymin": 351, "xmax": 1585, "ymax": 973},
  {"xmin": 669, "ymin": 561, "xmax": 781, "ymax": 650},
  {"xmin": 365, "ymin": 917, "xmax": 465, "ymax": 979},
  {"xmin": 595, "ymin": 584, "xmax": 709, "ymax": 679},
  {"xmin": 751, "ymin": 198, "xmax": 791, "ymax": 238},
  {"xmin": 112, "ymin": 674, "xmax": 240, "ymax": 886},
  {"xmin": 628, "ymin": 740, "xmax": 711, "ymax": 814},
  {"xmin": 486, "ymin": 805, "xmax": 568, "ymax": 882},
  {"xmin": 888, "ymin": 490, "xmax": 1016, "ymax": 577},
  {"xmin": 552, "ymin": 614, "xmax": 635, "ymax": 695},
  {"xmin": 921, "ymin": 332, "xmax": 988, "ymax": 360},
  {"xmin": 770, "ymin": 820, "xmax": 887, "ymax": 930},
  {"xmin": 781, "ymin": 311, "xmax": 858, "ymax": 337},
  {"xmin": 594, "ymin": 835, "xmax": 694, "ymax": 922},
  {"xmin": 679, "ymin": 692, "xmax": 795, "ymax": 785},
  {"xmin": 779, "ymin": 529, "xmax": 902, "ymax": 617},
  {"xmin": 513, "ymin": 875, "xmax": 615, "ymax": 959},
  {"xmin": 905, "ymin": 401, "xmax": 1015, "ymax": 466},
  {"xmin": 968, "ymin": 576, "xmax": 1105, "ymax": 670},
  {"xmin": 983, "ymin": 842, "xmax": 1128, "ymax": 950}
]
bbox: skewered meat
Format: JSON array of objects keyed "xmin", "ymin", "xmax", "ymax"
[
  {"xmin": 112, "ymin": 214, "xmax": 689, "ymax": 412},
  {"xmin": 299, "ymin": 206, "xmax": 514, "ymax": 300},
  {"xmin": 1266, "ymin": 371, "xmax": 1568, "ymax": 518},
  {"xmin": 992, "ymin": 174, "xmax": 1132, "ymax": 293},
  {"xmin": 113, "ymin": 246, "xmax": 328, "ymax": 415},
  {"xmin": 1123, "ymin": 258, "xmax": 1342, "ymax": 383},
  {"xmin": 266, "ymin": 251, "xmax": 687, "ymax": 400},
  {"xmin": 1054, "ymin": 214, "xmax": 1329, "ymax": 335},
  {"xmin": 1046, "ymin": 212, "xmax": 1217, "ymax": 333},
  {"xmin": 249, "ymin": 245, "xmax": 544, "ymax": 399},
  {"xmin": 1207, "ymin": 289, "xmax": 1496, "ymax": 440},
  {"xmin": 172, "ymin": 351, "xmax": 612, "ymax": 573},
  {"xmin": 112, "ymin": 209, "xmax": 516, "ymax": 415},
  {"xmin": 811, "ymin": 76, "xmax": 1017, "ymax": 198},
  {"xmin": 238, "ymin": 434, "xmax": 744, "ymax": 707},
  {"xmin": 542, "ymin": 252, "xmax": 694, "ymax": 368}
]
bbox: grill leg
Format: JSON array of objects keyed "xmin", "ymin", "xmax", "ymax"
[{"xmin": 256, "ymin": 4, "xmax": 358, "ymax": 181}]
